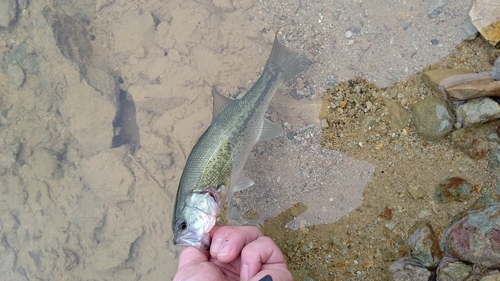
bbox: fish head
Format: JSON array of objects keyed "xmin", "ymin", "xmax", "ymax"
[{"xmin": 173, "ymin": 190, "xmax": 220, "ymax": 249}]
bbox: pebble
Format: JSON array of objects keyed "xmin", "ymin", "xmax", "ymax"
[
  {"xmin": 407, "ymin": 181, "xmax": 426, "ymax": 199},
  {"xmin": 411, "ymin": 97, "xmax": 455, "ymax": 140},
  {"xmin": 385, "ymin": 99, "xmax": 410, "ymax": 130},
  {"xmin": 457, "ymin": 98, "xmax": 500, "ymax": 127},
  {"xmin": 488, "ymin": 148, "xmax": 500, "ymax": 178},
  {"xmin": 389, "ymin": 259, "xmax": 431, "ymax": 281},
  {"xmin": 441, "ymin": 203, "xmax": 500, "ymax": 268},
  {"xmin": 436, "ymin": 257, "xmax": 472, "ymax": 281},
  {"xmin": 407, "ymin": 221, "xmax": 442, "ymax": 267},
  {"xmin": 435, "ymin": 177, "xmax": 472, "ymax": 203},
  {"xmin": 0, "ymin": 0, "xmax": 17, "ymax": 27}
]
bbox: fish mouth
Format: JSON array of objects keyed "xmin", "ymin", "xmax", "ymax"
[{"xmin": 174, "ymin": 233, "xmax": 211, "ymax": 250}]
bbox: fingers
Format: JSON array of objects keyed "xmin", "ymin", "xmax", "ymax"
[
  {"xmin": 177, "ymin": 246, "xmax": 209, "ymax": 269},
  {"xmin": 240, "ymin": 236, "xmax": 292, "ymax": 281},
  {"xmin": 209, "ymin": 225, "xmax": 262, "ymax": 263}
]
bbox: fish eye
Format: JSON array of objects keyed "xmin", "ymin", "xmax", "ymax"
[{"xmin": 177, "ymin": 220, "xmax": 187, "ymax": 231}]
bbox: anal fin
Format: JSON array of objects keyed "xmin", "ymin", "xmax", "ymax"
[{"xmin": 257, "ymin": 119, "xmax": 284, "ymax": 142}]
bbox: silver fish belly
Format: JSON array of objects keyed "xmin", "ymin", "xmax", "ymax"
[{"xmin": 172, "ymin": 34, "xmax": 313, "ymax": 249}]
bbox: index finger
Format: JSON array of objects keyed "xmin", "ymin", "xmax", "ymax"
[{"xmin": 209, "ymin": 226, "xmax": 262, "ymax": 263}]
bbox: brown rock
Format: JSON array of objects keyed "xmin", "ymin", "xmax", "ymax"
[
  {"xmin": 422, "ymin": 69, "xmax": 473, "ymax": 95},
  {"xmin": 447, "ymin": 78, "xmax": 500, "ymax": 100},
  {"xmin": 435, "ymin": 177, "xmax": 472, "ymax": 203}
]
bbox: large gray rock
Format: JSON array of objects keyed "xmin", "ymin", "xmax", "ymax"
[{"xmin": 411, "ymin": 97, "xmax": 455, "ymax": 140}]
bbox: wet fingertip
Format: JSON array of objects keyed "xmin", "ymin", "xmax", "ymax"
[{"xmin": 258, "ymin": 275, "xmax": 273, "ymax": 281}]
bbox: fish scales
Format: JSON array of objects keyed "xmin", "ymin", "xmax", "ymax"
[{"xmin": 172, "ymin": 34, "xmax": 312, "ymax": 248}]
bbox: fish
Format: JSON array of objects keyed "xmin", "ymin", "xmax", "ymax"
[{"xmin": 172, "ymin": 34, "xmax": 313, "ymax": 249}]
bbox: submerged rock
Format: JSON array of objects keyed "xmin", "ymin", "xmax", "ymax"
[
  {"xmin": 408, "ymin": 221, "xmax": 442, "ymax": 268},
  {"xmin": 0, "ymin": 0, "xmax": 17, "ymax": 28},
  {"xmin": 411, "ymin": 98, "xmax": 455, "ymax": 140},
  {"xmin": 436, "ymin": 257, "xmax": 472, "ymax": 281},
  {"xmin": 435, "ymin": 177, "xmax": 472, "ymax": 203},
  {"xmin": 441, "ymin": 203, "xmax": 500, "ymax": 268}
]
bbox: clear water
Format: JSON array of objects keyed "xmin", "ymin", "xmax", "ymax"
[{"xmin": 0, "ymin": 0, "xmax": 482, "ymax": 279}]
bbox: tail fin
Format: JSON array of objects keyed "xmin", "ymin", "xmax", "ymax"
[{"xmin": 265, "ymin": 34, "xmax": 313, "ymax": 82}]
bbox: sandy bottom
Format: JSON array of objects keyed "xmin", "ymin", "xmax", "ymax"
[{"xmin": 0, "ymin": 0, "xmax": 495, "ymax": 280}]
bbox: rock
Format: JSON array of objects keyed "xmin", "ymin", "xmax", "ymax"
[
  {"xmin": 0, "ymin": 141, "xmax": 20, "ymax": 169},
  {"xmin": 0, "ymin": 0, "xmax": 17, "ymax": 28},
  {"xmin": 435, "ymin": 177, "xmax": 472, "ymax": 203},
  {"xmin": 488, "ymin": 148, "xmax": 500, "ymax": 177},
  {"xmin": 427, "ymin": 0, "xmax": 446, "ymax": 18},
  {"xmin": 422, "ymin": 69, "xmax": 473, "ymax": 95},
  {"xmin": 411, "ymin": 98, "xmax": 455, "ymax": 140},
  {"xmin": 407, "ymin": 181, "xmax": 426, "ymax": 199},
  {"xmin": 407, "ymin": 221, "xmax": 442, "ymax": 267},
  {"xmin": 457, "ymin": 98, "xmax": 500, "ymax": 127},
  {"xmin": 451, "ymin": 127, "xmax": 495, "ymax": 159},
  {"xmin": 492, "ymin": 57, "xmax": 500, "ymax": 81},
  {"xmin": 441, "ymin": 203, "xmax": 500, "ymax": 268},
  {"xmin": 385, "ymin": 99, "xmax": 410, "ymax": 130},
  {"xmin": 447, "ymin": 79, "xmax": 500, "ymax": 101},
  {"xmin": 481, "ymin": 273, "xmax": 500, "ymax": 281},
  {"xmin": 389, "ymin": 259, "xmax": 432, "ymax": 281},
  {"xmin": 459, "ymin": 21, "xmax": 479, "ymax": 40},
  {"xmin": 436, "ymin": 257, "xmax": 472, "ymax": 281},
  {"xmin": 6, "ymin": 63, "xmax": 25, "ymax": 88},
  {"xmin": 469, "ymin": 0, "xmax": 500, "ymax": 46}
]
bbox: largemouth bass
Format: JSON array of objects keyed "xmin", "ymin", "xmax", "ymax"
[{"xmin": 172, "ymin": 34, "xmax": 313, "ymax": 249}]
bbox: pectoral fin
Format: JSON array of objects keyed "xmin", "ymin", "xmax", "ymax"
[
  {"xmin": 232, "ymin": 175, "xmax": 254, "ymax": 192},
  {"xmin": 257, "ymin": 119, "xmax": 284, "ymax": 142}
]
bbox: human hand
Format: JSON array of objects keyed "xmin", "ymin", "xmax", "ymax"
[{"xmin": 173, "ymin": 225, "xmax": 292, "ymax": 281}]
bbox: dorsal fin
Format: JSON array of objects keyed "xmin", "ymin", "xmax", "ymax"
[
  {"xmin": 257, "ymin": 119, "xmax": 284, "ymax": 142},
  {"xmin": 211, "ymin": 88, "xmax": 233, "ymax": 120}
]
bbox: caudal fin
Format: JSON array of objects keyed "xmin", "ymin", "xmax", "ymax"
[{"xmin": 265, "ymin": 34, "xmax": 313, "ymax": 82}]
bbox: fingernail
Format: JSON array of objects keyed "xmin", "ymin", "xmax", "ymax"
[
  {"xmin": 211, "ymin": 238, "xmax": 224, "ymax": 253},
  {"xmin": 258, "ymin": 275, "xmax": 273, "ymax": 281},
  {"xmin": 218, "ymin": 241, "xmax": 231, "ymax": 257},
  {"xmin": 241, "ymin": 263, "xmax": 250, "ymax": 281}
]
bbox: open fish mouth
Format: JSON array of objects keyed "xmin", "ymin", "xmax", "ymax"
[{"xmin": 174, "ymin": 232, "xmax": 211, "ymax": 249}]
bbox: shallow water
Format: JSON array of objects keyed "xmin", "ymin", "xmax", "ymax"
[{"xmin": 0, "ymin": 0, "xmax": 494, "ymax": 280}]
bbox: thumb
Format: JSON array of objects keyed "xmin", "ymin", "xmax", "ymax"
[{"xmin": 177, "ymin": 246, "xmax": 209, "ymax": 269}]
